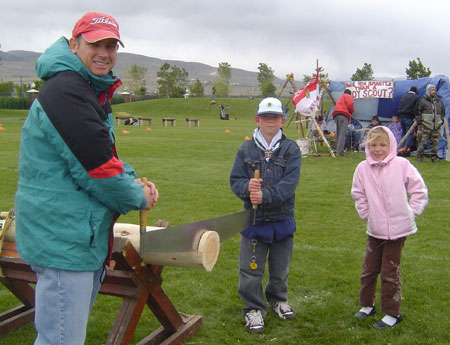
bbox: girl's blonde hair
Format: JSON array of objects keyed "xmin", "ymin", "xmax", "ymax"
[{"xmin": 363, "ymin": 126, "xmax": 390, "ymax": 147}]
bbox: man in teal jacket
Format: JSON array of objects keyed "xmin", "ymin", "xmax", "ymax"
[{"xmin": 15, "ymin": 12, "xmax": 158, "ymax": 345}]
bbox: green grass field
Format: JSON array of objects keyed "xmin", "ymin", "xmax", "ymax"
[{"xmin": 0, "ymin": 98, "xmax": 449, "ymax": 345}]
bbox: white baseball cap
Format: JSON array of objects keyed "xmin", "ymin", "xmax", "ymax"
[{"xmin": 256, "ymin": 97, "xmax": 284, "ymax": 116}]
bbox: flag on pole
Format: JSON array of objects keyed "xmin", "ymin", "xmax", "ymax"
[{"xmin": 291, "ymin": 76, "xmax": 319, "ymax": 117}]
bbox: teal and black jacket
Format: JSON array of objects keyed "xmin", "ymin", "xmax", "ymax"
[{"xmin": 15, "ymin": 37, "xmax": 147, "ymax": 271}]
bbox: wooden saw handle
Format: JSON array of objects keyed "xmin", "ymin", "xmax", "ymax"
[
  {"xmin": 252, "ymin": 170, "xmax": 260, "ymax": 210},
  {"xmin": 140, "ymin": 177, "xmax": 148, "ymax": 230}
]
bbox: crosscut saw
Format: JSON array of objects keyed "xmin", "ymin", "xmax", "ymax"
[
  {"xmin": 140, "ymin": 209, "xmax": 253, "ymax": 256},
  {"xmin": 139, "ymin": 170, "xmax": 259, "ymax": 256}
]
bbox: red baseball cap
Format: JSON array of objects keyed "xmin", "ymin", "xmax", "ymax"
[{"xmin": 72, "ymin": 12, "xmax": 124, "ymax": 47}]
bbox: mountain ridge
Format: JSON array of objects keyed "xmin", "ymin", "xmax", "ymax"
[{"xmin": 0, "ymin": 50, "xmax": 294, "ymax": 96}]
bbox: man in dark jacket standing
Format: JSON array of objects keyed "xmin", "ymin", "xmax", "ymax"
[
  {"xmin": 15, "ymin": 12, "xmax": 158, "ymax": 344},
  {"xmin": 332, "ymin": 89, "xmax": 354, "ymax": 156},
  {"xmin": 415, "ymin": 84, "xmax": 446, "ymax": 163},
  {"xmin": 397, "ymin": 86, "xmax": 419, "ymax": 152}
]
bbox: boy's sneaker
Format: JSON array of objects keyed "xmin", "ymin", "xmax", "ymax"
[
  {"xmin": 272, "ymin": 302, "xmax": 295, "ymax": 320},
  {"xmin": 244, "ymin": 310, "xmax": 264, "ymax": 333}
]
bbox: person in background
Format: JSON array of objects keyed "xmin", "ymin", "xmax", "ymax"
[
  {"xmin": 332, "ymin": 89, "xmax": 354, "ymax": 156},
  {"xmin": 346, "ymin": 118, "xmax": 363, "ymax": 152},
  {"xmin": 415, "ymin": 84, "xmax": 446, "ymax": 163},
  {"xmin": 385, "ymin": 114, "xmax": 403, "ymax": 147},
  {"xmin": 284, "ymin": 104, "xmax": 290, "ymax": 121},
  {"xmin": 311, "ymin": 115, "xmax": 324, "ymax": 137},
  {"xmin": 368, "ymin": 115, "xmax": 381, "ymax": 129},
  {"xmin": 219, "ymin": 103, "xmax": 225, "ymax": 119},
  {"xmin": 397, "ymin": 86, "xmax": 419, "ymax": 153},
  {"xmin": 225, "ymin": 104, "xmax": 230, "ymax": 120},
  {"xmin": 230, "ymin": 97, "xmax": 301, "ymax": 334},
  {"xmin": 15, "ymin": 12, "xmax": 158, "ymax": 345},
  {"xmin": 351, "ymin": 126, "xmax": 428, "ymax": 330},
  {"xmin": 210, "ymin": 86, "xmax": 216, "ymax": 105},
  {"xmin": 360, "ymin": 116, "xmax": 381, "ymax": 151}
]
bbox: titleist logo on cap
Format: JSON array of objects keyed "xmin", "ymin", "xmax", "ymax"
[{"xmin": 90, "ymin": 16, "xmax": 118, "ymax": 28}]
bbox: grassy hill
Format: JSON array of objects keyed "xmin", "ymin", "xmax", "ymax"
[{"xmin": 113, "ymin": 97, "xmax": 263, "ymax": 120}]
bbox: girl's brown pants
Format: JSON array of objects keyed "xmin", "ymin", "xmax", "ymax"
[{"xmin": 359, "ymin": 236, "xmax": 406, "ymax": 317}]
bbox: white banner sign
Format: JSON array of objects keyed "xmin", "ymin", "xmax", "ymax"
[{"xmin": 345, "ymin": 81, "xmax": 394, "ymax": 99}]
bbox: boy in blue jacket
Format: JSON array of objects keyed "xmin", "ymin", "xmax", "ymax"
[{"xmin": 230, "ymin": 97, "xmax": 301, "ymax": 333}]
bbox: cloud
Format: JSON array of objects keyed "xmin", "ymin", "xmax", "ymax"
[{"xmin": 1, "ymin": 0, "xmax": 449, "ymax": 81}]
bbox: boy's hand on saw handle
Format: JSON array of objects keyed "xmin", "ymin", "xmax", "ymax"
[
  {"xmin": 249, "ymin": 170, "xmax": 262, "ymax": 206},
  {"xmin": 135, "ymin": 178, "xmax": 159, "ymax": 210}
]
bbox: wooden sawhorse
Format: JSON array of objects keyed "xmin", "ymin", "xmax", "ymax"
[
  {"xmin": 185, "ymin": 118, "xmax": 200, "ymax": 127},
  {"xmin": 138, "ymin": 118, "xmax": 153, "ymax": 127},
  {"xmin": 0, "ymin": 238, "xmax": 202, "ymax": 345},
  {"xmin": 162, "ymin": 118, "xmax": 176, "ymax": 127}
]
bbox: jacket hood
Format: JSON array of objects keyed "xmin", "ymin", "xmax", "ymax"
[
  {"xmin": 425, "ymin": 84, "xmax": 436, "ymax": 97},
  {"xmin": 35, "ymin": 36, "xmax": 120, "ymax": 94},
  {"xmin": 365, "ymin": 126, "xmax": 398, "ymax": 165}
]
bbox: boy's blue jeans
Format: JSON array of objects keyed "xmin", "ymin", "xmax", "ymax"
[
  {"xmin": 31, "ymin": 265, "xmax": 105, "ymax": 345},
  {"xmin": 238, "ymin": 235, "xmax": 293, "ymax": 318}
]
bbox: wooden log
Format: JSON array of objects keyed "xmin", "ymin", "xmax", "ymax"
[
  {"xmin": 0, "ymin": 212, "xmax": 15, "ymax": 242},
  {"xmin": 0, "ymin": 214, "xmax": 220, "ymax": 271},
  {"xmin": 397, "ymin": 120, "xmax": 417, "ymax": 150},
  {"xmin": 113, "ymin": 223, "xmax": 220, "ymax": 272}
]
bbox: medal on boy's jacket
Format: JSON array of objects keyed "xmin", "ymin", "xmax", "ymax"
[{"xmin": 250, "ymin": 239, "xmax": 258, "ymax": 270}]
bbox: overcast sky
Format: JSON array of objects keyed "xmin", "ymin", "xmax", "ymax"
[{"xmin": 1, "ymin": 0, "xmax": 449, "ymax": 81}]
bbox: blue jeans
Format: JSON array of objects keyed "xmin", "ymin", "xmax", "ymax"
[
  {"xmin": 238, "ymin": 235, "xmax": 293, "ymax": 317},
  {"xmin": 31, "ymin": 265, "xmax": 105, "ymax": 345},
  {"xmin": 400, "ymin": 117, "xmax": 414, "ymax": 149}
]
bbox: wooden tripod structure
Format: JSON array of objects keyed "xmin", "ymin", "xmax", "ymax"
[
  {"xmin": 276, "ymin": 73, "xmax": 300, "ymax": 130},
  {"xmin": 0, "ymin": 210, "xmax": 202, "ymax": 345},
  {"xmin": 276, "ymin": 69, "xmax": 335, "ymax": 157},
  {"xmin": 305, "ymin": 87, "xmax": 336, "ymax": 157},
  {"xmin": 277, "ymin": 73, "xmax": 297, "ymax": 99}
]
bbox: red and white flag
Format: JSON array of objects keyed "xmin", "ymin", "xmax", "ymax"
[{"xmin": 291, "ymin": 76, "xmax": 319, "ymax": 116}]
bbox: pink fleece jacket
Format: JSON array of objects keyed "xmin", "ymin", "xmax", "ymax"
[{"xmin": 351, "ymin": 126, "xmax": 428, "ymax": 240}]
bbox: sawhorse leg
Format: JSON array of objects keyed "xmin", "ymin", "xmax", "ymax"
[
  {"xmin": 0, "ymin": 256, "xmax": 36, "ymax": 336},
  {"xmin": 0, "ymin": 239, "xmax": 202, "ymax": 345},
  {"xmin": 102, "ymin": 239, "xmax": 202, "ymax": 345}
]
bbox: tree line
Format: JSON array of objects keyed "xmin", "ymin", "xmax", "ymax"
[
  {"xmin": 0, "ymin": 55, "xmax": 434, "ymax": 106},
  {"xmin": 122, "ymin": 57, "xmax": 434, "ymax": 98}
]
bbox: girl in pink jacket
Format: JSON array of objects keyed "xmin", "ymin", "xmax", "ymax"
[{"xmin": 351, "ymin": 126, "xmax": 428, "ymax": 330}]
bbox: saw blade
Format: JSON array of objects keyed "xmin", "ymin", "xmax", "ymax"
[{"xmin": 140, "ymin": 209, "xmax": 252, "ymax": 255}]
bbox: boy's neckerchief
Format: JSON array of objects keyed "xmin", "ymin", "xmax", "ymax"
[{"xmin": 253, "ymin": 128, "xmax": 282, "ymax": 161}]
